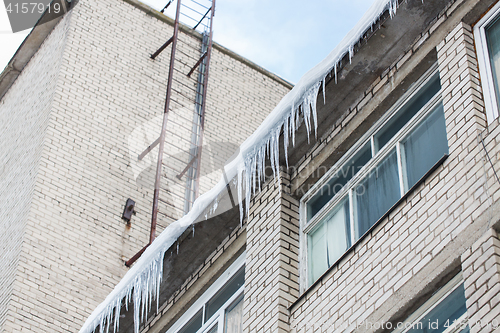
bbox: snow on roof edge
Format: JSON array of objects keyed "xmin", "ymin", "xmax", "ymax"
[{"xmin": 79, "ymin": 1, "xmax": 400, "ymax": 332}]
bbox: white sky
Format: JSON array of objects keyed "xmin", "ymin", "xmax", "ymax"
[{"xmin": 0, "ymin": 0, "xmax": 376, "ymax": 84}]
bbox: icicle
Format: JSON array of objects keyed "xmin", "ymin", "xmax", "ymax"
[
  {"xmin": 311, "ymin": 83, "xmax": 320, "ymax": 138},
  {"xmin": 389, "ymin": 0, "xmax": 399, "ymax": 18},
  {"xmin": 258, "ymin": 146, "xmax": 264, "ymax": 191},
  {"xmin": 302, "ymin": 98, "xmax": 311, "ymax": 142},
  {"xmin": 113, "ymin": 299, "xmax": 120, "ymax": 333},
  {"xmin": 252, "ymin": 155, "xmax": 257, "ymax": 196},
  {"xmin": 133, "ymin": 280, "xmax": 140, "ymax": 333},
  {"xmin": 293, "ymin": 106, "xmax": 298, "ymax": 133},
  {"xmin": 105, "ymin": 313, "xmax": 110, "ymax": 333},
  {"xmin": 212, "ymin": 196, "xmax": 219, "ymax": 213},
  {"xmin": 334, "ymin": 63, "xmax": 338, "ymax": 84},
  {"xmin": 176, "ymin": 242, "xmax": 179, "ymax": 254},
  {"xmin": 274, "ymin": 127, "xmax": 281, "ymax": 189},
  {"xmin": 244, "ymin": 161, "xmax": 251, "ymax": 222},
  {"xmin": 269, "ymin": 134, "xmax": 276, "ymax": 179},
  {"xmin": 192, "ymin": 225, "xmax": 195, "ymax": 237},
  {"xmin": 99, "ymin": 312, "xmax": 104, "ymax": 333},
  {"xmin": 322, "ymin": 77, "xmax": 326, "ymax": 105},
  {"xmin": 283, "ymin": 115, "xmax": 289, "ymax": 168},
  {"xmin": 237, "ymin": 167, "xmax": 244, "ymax": 225},
  {"xmin": 255, "ymin": 151, "xmax": 260, "ymax": 193}
]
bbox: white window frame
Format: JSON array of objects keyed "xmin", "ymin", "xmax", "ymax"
[
  {"xmin": 474, "ymin": 1, "xmax": 500, "ymax": 124},
  {"xmin": 299, "ymin": 64, "xmax": 444, "ymax": 290},
  {"xmin": 166, "ymin": 252, "xmax": 245, "ymax": 333},
  {"xmin": 392, "ymin": 273, "xmax": 468, "ymax": 333}
]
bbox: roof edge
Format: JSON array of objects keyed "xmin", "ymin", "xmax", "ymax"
[{"xmin": 0, "ymin": 1, "xmax": 72, "ymax": 102}]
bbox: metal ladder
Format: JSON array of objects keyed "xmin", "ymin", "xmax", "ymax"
[{"xmin": 126, "ymin": 0, "xmax": 215, "ymax": 266}]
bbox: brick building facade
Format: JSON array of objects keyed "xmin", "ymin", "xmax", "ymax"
[
  {"xmin": 4, "ymin": 0, "xmax": 500, "ymax": 333},
  {"xmin": 0, "ymin": 0, "xmax": 291, "ymax": 332},
  {"xmin": 100, "ymin": 0, "xmax": 500, "ymax": 333}
]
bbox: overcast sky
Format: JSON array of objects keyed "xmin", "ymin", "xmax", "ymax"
[{"xmin": 0, "ymin": 0, "xmax": 376, "ymax": 84}]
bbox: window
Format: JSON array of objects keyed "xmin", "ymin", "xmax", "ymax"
[
  {"xmin": 301, "ymin": 68, "xmax": 448, "ymax": 286},
  {"xmin": 392, "ymin": 273, "xmax": 469, "ymax": 333},
  {"xmin": 475, "ymin": 1, "xmax": 500, "ymax": 123},
  {"xmin": 167, "ymin": 254, "xmax": 245, "ymax": 333}
]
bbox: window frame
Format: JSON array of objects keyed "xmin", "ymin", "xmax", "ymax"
[
  {"xmin": 474, "ymin": 1, "xmax": 500, "ymax": 124},
  {"xmin": 391, "ymin": 273, "xmax": 468, "ymax": 333},
  {"xmin": 299, "ymin": 64, "xmax": 445, "ymax": 289},
  {"xmin": 165, "ymin": 253, "xmax": 245, "ymax": 333}
]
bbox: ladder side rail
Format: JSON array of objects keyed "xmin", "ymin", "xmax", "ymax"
[
  {"xmin": 150, "ymin": 0, "xmax": 183, "ymax": 244},
  {"xmin": 193, "ymin": 2, "xmax": 215, "ymax": 200}
]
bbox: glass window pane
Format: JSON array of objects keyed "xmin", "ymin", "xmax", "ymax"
[
  {"xmin": 307, "ymin": 142, "xmax": 371, "ymax": 221},
  {"xmin": 308, "ymin": 199, "xmax": 350, "ymax": 285},
  {"xmin": 206, "ymin": 325, "xmax": 218, "ymax": 333},
  {"xmin": 326, "ymin": 200, "xmax": 351, "ymax": 268},
  {"xmin": 375, "ymin": 74, "xmax": 441, "ymax": 151},
  {"xmin": 405, "ymin": 284, "xmax": 468, "ymax": 333},
  {"xmin": 224, "ymin": 297, "xmax": 243, "ymax": 333},
  {"xmin": 178, "ymin": 309, "xmax": 203, "ymax": 333},
  {"xmin": 487, "ymin": 16, "xmax": 500, "ymax": 109},
  {"xmin": 355, "ymin": 149, "xmax": 400, "ymax": 239},
  {"xmin": 403, "ymin": 103, "xmax": 448, "ymax": 189},
  {"xmin": 205, "ymin": 268, "xmax": 245, "ymax": 321},
  {"xmin": 308, "ymin": 221, "xmax": 328, "ymax": 284}
]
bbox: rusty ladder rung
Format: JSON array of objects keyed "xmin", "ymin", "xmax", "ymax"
[
  {"xmin": 160, "ymin": 0, "xmax": 173, "ymax": 13},
  {"xmin": 187, "ymin": 52, "xmax": 208, "ymax": 78},
  {"xmin": 193, "ymin": 6, "xmax": 211, "ymax": 30},
  {"xmin": 138, "ymin": 137, "xmax": 160, "ymax": 161},
  {"xmin": 151, "ymin": 36, "xmax": 174, "ymax": 60},
  {"xmin": 176, "ymin": 153, "xmax": 198, "ymax": 179}
]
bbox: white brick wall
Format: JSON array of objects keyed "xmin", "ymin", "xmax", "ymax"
[
  {"xmin": 86, "ymin": 3, "xmax": 500, "ymax": 333},
  {"xmin": 462, "ymin": 229, "xmax": 500, "ymax": 333},
  {"xmin": 13, "ymin": 1, "xmax": 500, "ymax": 333},
  {"xmin": 243, "ymin": 172, "xmax": 300, "ymax": 333},
  {"xmin": 0, "ymin": 12, "xmax": 72, "ymax": 332},
  {"xmin": 0, "ymin": 0, "xmax": 290, "ymax": 331},
  {"xmin": 286, "ymin": 21, "xmax": 499, "ymax": 333},
  {"xmin": 240, "ymin": 13, "xmax": 500, "ymax": 333}
]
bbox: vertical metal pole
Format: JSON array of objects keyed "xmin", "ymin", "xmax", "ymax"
[
  {"xmin": 184, "ymin": 33, "xmax": 208, "ymax": 214},
  {"xmin": 150, "ymin": 0, "xmax": 183, "ymax": 244},
  {"xmin": 193, "ymin": 1, "xmax": 215, "ymax": 199}
]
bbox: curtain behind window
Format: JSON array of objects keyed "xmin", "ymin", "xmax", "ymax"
[
  {"xmin": 355, "ymin": 149, "xmax": 400, "ymax": 238},
  {"xmin": 224, "ymin": 298, "xmax": 243, "ymax": 333},
  {"xmin": 403, "ymin": 104, "xmax": 448, "ymax": 189}
]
